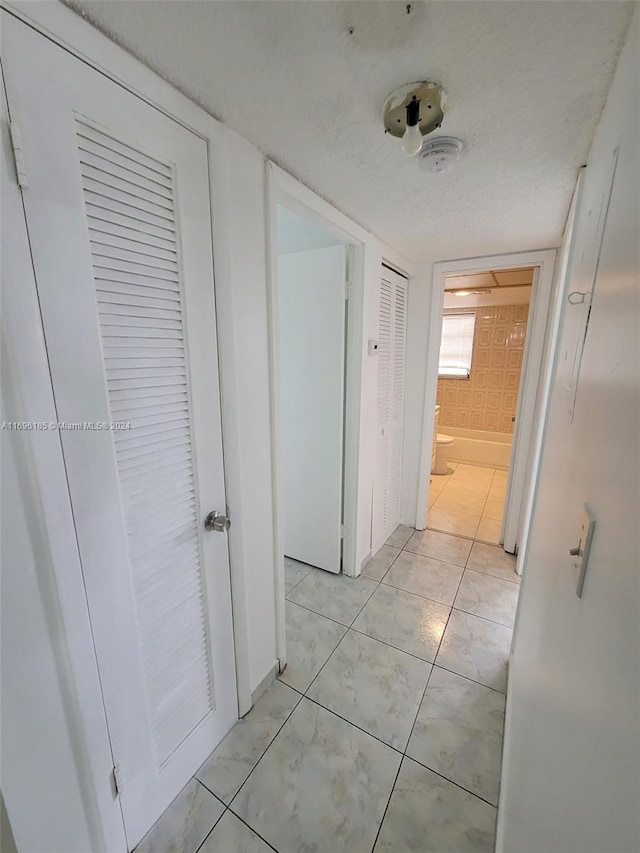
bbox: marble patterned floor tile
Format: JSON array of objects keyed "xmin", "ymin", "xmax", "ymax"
[
  {"xmin": 284, "ymin": 557, "xmax": 313, "ymax": 594},
  {"xmin": 451, "ymin": 465, "xmax": 495, "ymax": 486},
  {"xmin": 435, "ymin": 610, "xmax": 512, "ymax": 692},
  {"xmin": 454, "ymin": 570, "xmax": 519, "ymax": 627},
  {"xmin": 382, "ymin": 550, "xmax": 464, "ymax": 606},
  {"xmin": 352, "ymin": 584, "xmax": 450, "ymax": 663},
  {"xmin": 286, "ymin": 568, "xmax": 378, "ymax": 626},
  {"xmin": 434, "ymin": 489, "xmax": 487, "ymax": 517},
  {"xmin": 467, "ymin": 542, "xmax": 519, "ymax": 583},
  {"xmin": 362, "ymin": 544, "xmax": 401, "ymax": 582},
  {"xmin": 445, "ymin": 477, "xmax": 492, "ymax": 498},
  {"xmin": 428, "ymin": 507, "xmax": 480, "ymax": 539},
  {"xmin": 307, "ymin": 630, "xmax": 431, "ymax": 749},
  {"xmin": 199, "ymin": 810, "xmax": 272, "ymax": 853},
  {"xmin": 405, "ymin": 529, "xmax": 473, "ymax": 568},
  {"xmin": 406, "ymin": 667, "xmax": 505, "ymax": 806},
  {"xmin": 135, "ymin": 779, "xmax": 224, "ymax": 853},
  {"xmin": 476, "ymin": 517, "xmax": 502, "ymax": 545},
  {"xmin": 231, "ymin": 698, "xmax": 401, "ymax": 853},
  {"xmin": 482, "ymin": 497, "xmax": 505, "ymax": 521},
  {"xmin": 196, "ymin": 680, "xmax": 300, "ymax": 803},
  {"xmin": 373, "ymin": 757, "xmax": 496, "ymax": 853},
  {"xmin": 385, "ymin": 524, "xmax": 415, "ymax": 549},
  {"xmin": 279, "ymin": 601, "xmax": 347, "ymax": 693}
]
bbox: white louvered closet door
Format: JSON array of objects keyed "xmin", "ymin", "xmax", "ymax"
[
  {"xmin": 373, "ymin": 268, "xmax": 408, "ymax": 553},
  {"xmin": 3, "ymin": 18, "xmax": 237, "ymax": 848}
]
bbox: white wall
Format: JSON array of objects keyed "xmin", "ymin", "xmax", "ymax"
[{"xmin": 497, "ymin": 11, "xmax": 639, "ymax": 852}]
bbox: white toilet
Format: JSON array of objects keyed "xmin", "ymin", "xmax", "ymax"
[{"xmin": 432, "ymin": 433, "xmax": 455, "ymax": 475}]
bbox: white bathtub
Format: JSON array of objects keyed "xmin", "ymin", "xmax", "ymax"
[{"xmin": 442, "ymin": 426, "xmax": 512, "ymax": 469}]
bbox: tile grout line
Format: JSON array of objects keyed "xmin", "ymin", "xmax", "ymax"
[{"xmin": 216, "ymin": 686, "xmax": 305, "ymax": 816}]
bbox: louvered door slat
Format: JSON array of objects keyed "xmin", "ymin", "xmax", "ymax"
[{"xmin": 76, "ymin": 118, "xmax": 214, "ymax": 766}]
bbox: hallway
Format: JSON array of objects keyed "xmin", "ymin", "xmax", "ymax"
[{"xmin": 135, "ymin": 525, "xmax": 520, "ymax": 853}]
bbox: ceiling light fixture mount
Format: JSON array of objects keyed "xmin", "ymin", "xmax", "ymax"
[{"xmin": 383, "ymin": 81, "xmax": 446, "ymax": 156}]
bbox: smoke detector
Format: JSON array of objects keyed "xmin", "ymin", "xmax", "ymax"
[{"xmin": 418, "ymin": 136, "xmax": 463, "ymax": 173}]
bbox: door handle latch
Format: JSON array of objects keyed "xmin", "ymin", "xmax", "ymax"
[{"xmin": 204, "ymin": 511, "xmax": 231, "ymax": 533}]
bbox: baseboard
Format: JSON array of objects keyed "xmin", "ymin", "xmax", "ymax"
[
  {"xmin": 360, "ymin": 550, "xmax": 372, "ymax": 571},
  {"xmin": 246, "ymin": 661, "xmax": 279, "ymax": 714}
]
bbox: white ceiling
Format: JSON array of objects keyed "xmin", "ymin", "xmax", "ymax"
[{"xmin": 65, "ymin": 0, "xmax": 634, "ymax": 264}]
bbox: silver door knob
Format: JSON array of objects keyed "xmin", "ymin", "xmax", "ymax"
[{"xmin": 204, "ymin": 511, "xmax": 231, "ymax": 532}]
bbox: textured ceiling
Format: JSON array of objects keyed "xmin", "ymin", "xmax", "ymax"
[{"xmin": 64, "ymin": 0, "xmax": 634, "ymax": 263}]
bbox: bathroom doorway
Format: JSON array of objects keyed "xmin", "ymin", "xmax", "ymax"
[
  {"xmin": 428, "ymin": 269, "xmax": 533, "ymax": 545},
  {"xmin": 415, "ymin": 250, "xmax": 557, "ymax": 559}
]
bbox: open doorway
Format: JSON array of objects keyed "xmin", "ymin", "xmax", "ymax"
[
  {"xmin": 427, "ymin": 268, "xmax": 533, "ymax": 545},
  {"xmin": 415, "ymin": 250, "xmax": 557, "ymax": 563},
  {"xmin": 276, "ymin": 205, "xmax": 349, "ymax": 576}
]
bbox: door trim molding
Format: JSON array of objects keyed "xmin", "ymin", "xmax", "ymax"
[{"xmin": 414, "ymin": 248, "xmax": 557, "ymax": 562}]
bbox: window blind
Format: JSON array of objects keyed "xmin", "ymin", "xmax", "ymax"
[{"xmin": 439, "ymin": 312, "xmax": 476, "ymax": 378}]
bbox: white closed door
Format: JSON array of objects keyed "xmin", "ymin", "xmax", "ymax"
[
  {"xmin": 373, "ymin": 268, "xmax": 407, "ymax": 552},
  {"xmin": 3, "ymin": 17, "xmax": 237, "ymax": 848},
  {"xmin": 279, "ymin": 246, "xmax": 347, "ymax": 573}
]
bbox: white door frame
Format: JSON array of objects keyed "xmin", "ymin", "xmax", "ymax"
[
  {"xmin": 415, "ymin": 249, "xmax": 557, "ymax": 559},
  {"xmin": 266, "ymin": 163, "xmax": 367, "ymax": 669},
  {"xmin": 1, "ymin": 2, "xmax": 256, "ymax": 847}
]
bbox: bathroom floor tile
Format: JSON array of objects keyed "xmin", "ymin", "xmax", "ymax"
[
  {"xmin": 135, "ymin": 778, "xmax": 224, "ymax": 853},
  {"xmin": 382, "ymin": 550, "xmax": 464, "ymax": 606},
  {"xmin": 362, "ymin": 544, "xmax": 401, "ymax": 581},
  {"xmin": 196, "ymin": 680, "xmax": 300, "ymax": 803},
  {"xmin": 279, "ymin": 600, "xmax": 347, "ymax": 693},
  {"xmin": 284, "ymin": 557, "xmax": 313, "ymax": 594},
  {"xmin": 475, "ymin": 517, "xmax": 502, "ymax": 545},
  {"xmin": 373, "ymin": 757, "xmax": 496, "ymax": 853},
  {"xmin": 231, "ymin": 698, "xmax": 401, "ymax": 853},
  {"xmin": 467, "ymin": 543, "xmax": 519, "ymax": 583},
  {"xmin": 352, "ymin": 584, "xmax": 450, "ymax": 663},
  {"xmin": 482, "ymin": 497, "xmax": 505, "ymax": 521},
  {"xmin": 386, "ymin": 524, "xmax": 415, "ymax": 549},
  {"xmin": 428, "ymin": 507, "xmax": 480, "ymax": 539},
  {"xmin": 454, "ymin": 570, "xmax": 520, "ymax": 628},
  {"xmin": 451, "ymin": 465, "xmax": 495, "ymax": 486},
  {"xmin": 405, "ymin": 529, "xmax": 473, "ymax": 568},
  {"xmin": 435, "ymin": 609, "xmax": 512, "ymax": 693},
  {"xmin": 199, "ymin": 810, "xmax": 272, "ymax": 853},
  {"xmin": 406, "ymin": 667, "xmax": 506, "ymax": 806},
  {"xmin": 308, "ymin": 630, "xmax": 431, "ymax": 750},
  {"xmin": 434, "ymin": 489, "xmax": 487, "ymax": 517},
  {"xmin": 286, "ymin": 567, "xmax": 378, "ymax": 626}
]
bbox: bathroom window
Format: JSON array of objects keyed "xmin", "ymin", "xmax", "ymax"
[{"xmin": 439, "ymin": 312, "xmax": 476, "ymax": 378}]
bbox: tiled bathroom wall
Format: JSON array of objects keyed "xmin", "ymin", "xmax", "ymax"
[{"xmin": 436, "ymin": 304, "xmax": 529, "ymax": 433}]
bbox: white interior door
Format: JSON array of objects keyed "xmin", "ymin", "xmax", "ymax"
[
  {"xmin": 373, "ymin": 267, "xmax": 408, "ymax": 553},
  {"xmin": 3, "ymin": 17, "xmax": 237, "ymax": 848},
  {"xmin": 279, "ymin": 246, "xmax": 347, "ymax": 573}
]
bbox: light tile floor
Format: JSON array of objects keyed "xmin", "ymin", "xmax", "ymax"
[
  {"xmin": 427, "ymin": 462, "xmax": 508, "ymax": 544},
  {"xmin": 136, "ymin": 525, "xmax": 520, "ymax": 853}
]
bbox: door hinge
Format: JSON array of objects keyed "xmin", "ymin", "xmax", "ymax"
[
  {"xmin": 340, "ymin": 524, "xmax": 346, "ymax": 539},
  {"xmin": 112, "ymin": 763, "xmax": 124, "ymax": 796},
  {"xmin": 9, "ymin": 123, "xmax": 28, "ymax": 189},
  {"xmin": 344, "ymin": 280, "xmax": 351, "ymax": 300}
]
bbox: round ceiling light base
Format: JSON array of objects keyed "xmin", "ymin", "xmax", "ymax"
[
  {"xmin": 418, "ymin": 136, "xmax": 464, "ymax": 173},
  {"xmin": 383, "ymin": 81, "xmax": 446, "ymax": 140}
]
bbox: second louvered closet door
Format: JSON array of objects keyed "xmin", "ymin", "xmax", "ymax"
[
  {"xmin": 373, "ymin": 267, "xmax": 408, "ymax": 552},
  {"xmin": 3, "ymin": 19, "xmax": 238, "ymax": 848}
]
